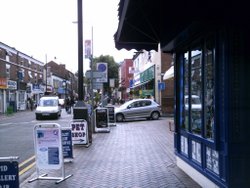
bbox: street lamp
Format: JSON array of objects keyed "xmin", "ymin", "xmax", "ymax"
[{"xmin": 62, "ymin": 80, "xmax": 67, "ymax": 100}]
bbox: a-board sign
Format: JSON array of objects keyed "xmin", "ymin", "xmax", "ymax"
[
  {"xmin": 0, "ymin": 161, "xmax": 19, "ymax": 188},
  {"xmin": 71, "ymin": 120, "xmax": 88, "ymax": 145},
  {"xmin": 107, "ymin": 106, "xmax": 115, "ymax": 124},
  {"xmin": 61, "ymin": 129, "xmax": 73, "ymax": 159},
  {"xmin": 34, "ymin": 124, "xmax": 62, "ymax": 170},
  {"xmin": 95, "ymin": 108, "xmax": 108, "ymax": 128}
]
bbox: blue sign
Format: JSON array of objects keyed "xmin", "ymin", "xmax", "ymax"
[
  {"xmin": 61, "ymin": 129, "xmax": 73, "ymax": 159},
  {"xmin": 158, "ymin": 82, "xmax": 166, "ymax": 90},
  {"xmin": 0, "ymin": 161, "xmax": 19, "ymax": 188}
]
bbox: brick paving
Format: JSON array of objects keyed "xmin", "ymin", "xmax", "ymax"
[{"xmin": 20, "ymin": 117, "xmax": 201, "ymax": 188}]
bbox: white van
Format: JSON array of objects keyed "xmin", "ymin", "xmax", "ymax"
[{"xmin": 35, "ymin": 96, "xmax": 61, "ymax": 120}]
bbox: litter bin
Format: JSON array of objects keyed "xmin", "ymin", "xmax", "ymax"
[
  {"xmin": 9, "ymin": 101, "xmax": 17, "ymax": 112},
  {"xmin": 73, "ymin": 101, "xmax": 92, "ymax": 143}
]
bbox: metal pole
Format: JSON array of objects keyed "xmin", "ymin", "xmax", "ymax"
[
  {"xmin": 77, "ymin": 0, "xmax": 84, "ymax": 101},
  {"xmin": 45, "ymin": 54, "xmax": 47, "ymax": 95},
  {"xmin": 90, "ymin": 26, "xmax": 95, "ymax": 133}
]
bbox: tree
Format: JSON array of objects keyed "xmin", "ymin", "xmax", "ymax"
[{"xmin": 93, "ymin": 55, "xmax": 119, "ymax": 96}]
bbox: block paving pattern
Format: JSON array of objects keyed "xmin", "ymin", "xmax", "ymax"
[{"xmin": 21, "ymin": 118, "xmax": 201, "ymax": 188}]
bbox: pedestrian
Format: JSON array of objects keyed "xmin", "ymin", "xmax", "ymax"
[{"xmin": 30, "ymin": 98, "xmax": 34, "ymax": 111}]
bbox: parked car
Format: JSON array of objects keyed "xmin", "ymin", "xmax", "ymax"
[
  {"xmin": 184, "ymin": 95, "xmax": 202, "ymax": 111},
  {"xmin": 115, "ymin": 98, "xmax": 162, "ymax": 122},
  {"xmin": 35, "ymin": 96, "xmax": 61, "ymax": 120}
]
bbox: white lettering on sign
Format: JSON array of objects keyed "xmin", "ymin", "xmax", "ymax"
[
  {"xmin": 0, "ymin": 175, "xmax": 16, "ymax": 181},
  {"xmin": 0, "ymin": 166, "xmax": 8, "ymax": 172}
]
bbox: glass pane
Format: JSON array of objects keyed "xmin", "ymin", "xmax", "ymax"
[
  {"xmin": 182, "ymin": 52, "xmax": 189, "ymax": 130},
  {"xmin": 191, "ymin": 49, "xmax": 202, "ymax": 135},
  {"xmin": 206, "ymin": 146, "xmax": 219, "ymax": 175},
  {"xmin": 205, "ymin": 36, "xmax": 215, "ymax": 139},
  {"xmin": 192, "ymin": 140, "xmax": 201, "ymax": 164}
]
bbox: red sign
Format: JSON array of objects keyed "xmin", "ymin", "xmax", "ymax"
[{"xmin": 0, "ymin": 78, "xmax": 7, "ymax": 89}]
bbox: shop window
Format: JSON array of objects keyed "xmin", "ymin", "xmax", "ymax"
[
  {"xmin": 191, "ymin": 140, "xmax": 201, "ymax": 164},
  {"xmin": 206, "ymin": 146, "xmax": 219, "ymax": 174},
  {"xmin": 182, "ymin": 52, "xmax": 189, "ymax": 130},
  {"xmin": 181, "ymin": 136, "xmax": 188, "ymax": 155},
  {"xmin": 204, "ymin": 36, "xmax": 215, "ymax": 139},
  {"xmin": 181, "ymin": 36, "xmax": 215, "ymax": 140}
]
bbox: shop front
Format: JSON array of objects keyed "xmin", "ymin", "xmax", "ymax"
[
  {"xmin": 115, "ymin": 1, "xmax": 250, "ymax": 187},
  {"xmin": 0, "ymin": 78, "xmax": 7, "ymax": 113},
  {"xmin": 131, "ymin": 65, "xmax": 155, "ymax": 99}
]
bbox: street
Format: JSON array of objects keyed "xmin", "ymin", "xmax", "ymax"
[{"xmin": 0, "ymin": 109, "xmax": 73, "ymax": 180}]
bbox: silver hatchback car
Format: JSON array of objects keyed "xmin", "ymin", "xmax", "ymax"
[{"xmin": 115, "ymin": 98, "xmax": 162, "ymax": 122}]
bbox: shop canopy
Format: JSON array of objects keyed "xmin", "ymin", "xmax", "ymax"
[
  {"xmin": 163, "ymin": 66, "xmax": 174, "ymax": 80},
  {"xmin": 114, "ymin": 0, "xmax": 248, "ymax": 52}
]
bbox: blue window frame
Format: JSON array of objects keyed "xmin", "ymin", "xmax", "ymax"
[{"xmin": 176, "ymin": 34, "xmax": 221, "ymax": 177}]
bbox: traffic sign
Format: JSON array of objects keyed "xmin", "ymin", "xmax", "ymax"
[
  {"xmin": 85, "ymin": 71, "xmax": 105, "ymax": 79},
  {"xmin": 92, "ymin": 82, "xmax": 103, "ymax": 89}
]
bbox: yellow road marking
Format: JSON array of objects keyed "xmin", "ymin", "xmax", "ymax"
[
  {"xmin": 19, "ymin": 162, "xmax": 36, "ymax": 176},
  {"xmin": 19, "ymin": 155, "xmax": 35, "ymax": 168}
]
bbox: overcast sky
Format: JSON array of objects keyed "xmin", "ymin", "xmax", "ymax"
[{"xmin": 0, "ymin": 0, "xmax": 134, "ymax": 73}]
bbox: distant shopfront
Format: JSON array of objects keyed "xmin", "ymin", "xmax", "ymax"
[{"xmin": 130, "ymin": 65, "xmax": 155, "ymax": 98}]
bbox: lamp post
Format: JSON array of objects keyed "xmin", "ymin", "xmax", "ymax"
[{"xmin": 62, "ymin": 80, "xmax": 66, "ymax": 100}]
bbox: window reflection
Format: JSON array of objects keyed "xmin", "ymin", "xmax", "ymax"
[
  {"xmin": 191, "ymin": 49, "xmax": 202, "ymax": 135},
  {"xmin": 182, "ymin": 52, "xmax": 189, "ymax": 130},
  {"xmin": 205, "ymin": 36, "xmax": 215, "ymax": 139}
]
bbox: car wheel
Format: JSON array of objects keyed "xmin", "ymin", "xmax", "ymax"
[
  {"xmin": 151, "ymin": 111, "xmax": 159, "ymax": 120},
  {"xmin": 116, "ymin": 114, "xmax": 124, "ymax": 122}
]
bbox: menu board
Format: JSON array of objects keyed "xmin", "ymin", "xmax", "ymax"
[{"xmin": 95, "ymin": 108, "xmax": 108, "ymax": 128}]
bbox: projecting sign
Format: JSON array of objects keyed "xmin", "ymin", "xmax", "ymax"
[{"xmin": 85, "ymin": 71, "xmax": 105, "ymax": 79}]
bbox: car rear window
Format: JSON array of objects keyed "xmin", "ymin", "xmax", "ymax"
[{"xmin": 40, "ymin": 99, "xmax": 58, "ymax": 106}]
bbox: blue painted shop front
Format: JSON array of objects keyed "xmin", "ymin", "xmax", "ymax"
[
  {"xmin": 114, "ymin": 1, "xmax": 250, "ymax": 186},
  {"xmin": 172, "ymin": 25, "xmax": 250, "ymax": 187}
]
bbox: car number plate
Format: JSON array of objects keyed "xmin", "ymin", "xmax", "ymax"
[{"xmin": 42, "ymin": 113, "xmax": 50, "ymax": 116}]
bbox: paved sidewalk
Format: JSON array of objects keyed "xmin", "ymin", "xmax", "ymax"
[{"xmin": 20, "ymin": 117, "xmax": 200, "ymax": 188}]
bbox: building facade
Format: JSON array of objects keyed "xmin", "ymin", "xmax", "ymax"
[
  {"xmin": 118, "ymin": 59, "xmax": 133, "ymax": 101},
  {"xmin": 115, "ymin": 1, "xmax": 250, "ymax": 187},
  {"xmin": 0, "ymin": 42, "xmax": 44, "ymax": 113}
]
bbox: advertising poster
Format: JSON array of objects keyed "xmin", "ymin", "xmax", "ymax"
[
  {"xmin": 71, "ymin": 121, "xmax": 88, "ymax": 145},
  {"xmin": 35, "ymin": 127, "xmax": 62, "ymax": 170}
]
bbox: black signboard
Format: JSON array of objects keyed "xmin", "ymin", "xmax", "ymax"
[
  {"xmin": 61, "ymin": 129, "xmax": 73, "ymax": 159},
  {"xmin": 95, "ymin": 108, "xmax": 108, "ymax": 128},
  {"xmin": 0, "ymin": 161, "xmax": 19, "ymax": 188},
  {"xmin": 107, "ymin": 106, "xmax": 115, "ymax": 124}
]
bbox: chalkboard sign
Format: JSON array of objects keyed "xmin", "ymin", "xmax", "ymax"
[
  {"xmin": 95, "ymin": 108, "xmax": 108, "ymax": 128},
  {"xmin": 61, "ymin": 128, "xmax": 73, "ymax": 159},
  {"xmin": 107, "ymin": 106, "xmax": 115, "ymax": 124},
  {"xmin": 0, "ymin": 161, "xmax": 19, "ymax": 188}
]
